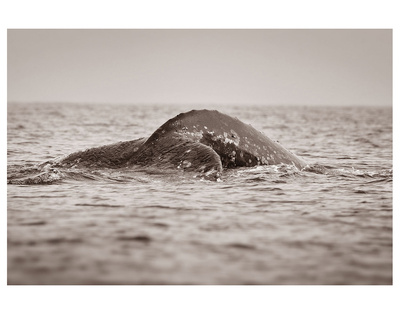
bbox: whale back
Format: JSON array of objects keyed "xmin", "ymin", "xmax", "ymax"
[
  {"xmin": 140, "ymin": 109, "xmax": 306, "ymax": 170},
  {"xmin": 8, "ymin": 109, "xmax": 307, "ymax": 184}
]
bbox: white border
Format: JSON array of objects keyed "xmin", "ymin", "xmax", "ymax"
[{"xmin": 1, "ymin": 1, "xmax": 398, "ymax": 314}]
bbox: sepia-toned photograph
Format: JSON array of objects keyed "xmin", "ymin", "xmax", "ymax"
[{"xmin": 7, "ymin": 29, "xmax": 392, "ymax": 286}]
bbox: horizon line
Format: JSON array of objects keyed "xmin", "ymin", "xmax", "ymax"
[{"xmin": 6, "ymin": 101, "xmax": 393, "ymax": 107}]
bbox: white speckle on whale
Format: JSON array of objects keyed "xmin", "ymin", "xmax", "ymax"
[
  {"xmin": 224, "ymin": 137, "xmax": 235, "ymax": 145},
  {"xmin": 182, "ymin": 160, "xmax": 192, "ymax": 168}
]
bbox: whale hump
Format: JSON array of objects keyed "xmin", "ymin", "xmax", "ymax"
[
  {"xmin": 134, "ymin": 109, "xmax": 306, "ymax": 170},
  {"xmin": 8, "ymin": 109, "xmax": 307, "ymax": 184},
  {"xmin": 59, "ymin": 109, "xmax": 306, "ymax": 173}
]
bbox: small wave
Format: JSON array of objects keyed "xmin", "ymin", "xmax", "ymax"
[
  {"xmin": 302, "ymin": 163, "xmax": 330, "ymax": 174},
  {"xmin": 336, "ymin": 156, "xmax": 357, "ymax": 160},
  {"xmin": 245, "ymin": 177, "xmax": 268, "ymax": 183},
  {"xmin": 332, "ymin": 167, "xmax": 392, "ymax": 179},
  {"xmin": 365, "ymin": 177, "xmax": 392, "ymax": 184},
  {"xmin": 354, "ymin": 189, "xmax": 369, "ymax": 194},
  {"xmin": 20, "ymin": 221, "xmax": 47, "ymax": 226},
  {"xmin": 272, "ymin": 179, "xmax": 287, "ymax": 183},
  {"xmin": 7, "ymin": 168, "xmax": 65, "ymax": 185},
  {"xmin": 302, "ymin": 163, "xmax": 392, "ymax": 180},
  {"xmin": 116, "ymin": 235, "xmax": 152, "ymax": 243},
  {"xmin": 74, "ymin": 203, "xmax": 125, "ymax": 208},
  {"xmin": 237, "ymin": 164, "xmax": 300, "ymax": 175},
  {"xmin": 354, "ymin": 137, "xmax": 381, "ymax": 148},
  {"xmin": 46, "ymin": 237, "xmax": 83, "ymax": 245},
  {"xmin": 226, "ymin": 243, "xmax": 257, "ymax": 250}
]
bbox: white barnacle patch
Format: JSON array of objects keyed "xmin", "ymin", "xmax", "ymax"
[
  {"xmin": 221, "ymin": 130, "xmax": 237, "ymax": 145},
  {"xmin": 183, "ymin": 129, "xmax": 204, "ymax": 141},
  {"xmin": 225, "ymin": 129, "xmax": 240, "ymax": 145},
  {"xmin": 182, "ymin": 160, "xmax": 192, "ymax": 168},
  {"xmin": 224, "ymin": 137, "xmax": 235, "ymax": 145},
  {"xmin": 204, "ymin": 169, "xmax": 216, "ymax": 177},
  {"xmin": 261, "ymin": 156, "xmax": 267, "ymax": 164}
]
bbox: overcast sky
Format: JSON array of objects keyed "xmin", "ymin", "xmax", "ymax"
[{"xmin": 7, "ymin": 29, "xmax": 392, "ymax": 106}]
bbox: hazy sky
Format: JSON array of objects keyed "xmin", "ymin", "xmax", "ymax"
[{"xmin": 7, "ymin": 29, "xmax": 392, "ymax": 105}]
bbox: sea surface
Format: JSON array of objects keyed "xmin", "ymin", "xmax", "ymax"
[{"xmin": 7, "ymin": 103, "xmax": 392, "ymax": 284}]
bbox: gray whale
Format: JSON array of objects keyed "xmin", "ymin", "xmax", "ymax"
[{"xmin": 61, "ymin": 109, "xmax": 307, "ymax": 178}]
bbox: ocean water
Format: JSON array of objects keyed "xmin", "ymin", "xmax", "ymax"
[{"xmin": 7, "ymin": 103, "xmax": 392, "ymax": 284}]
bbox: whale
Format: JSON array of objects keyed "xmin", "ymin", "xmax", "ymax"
[{"xmin": 59, "ymin": 109, "xmax": 307, "ymax": 178}]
